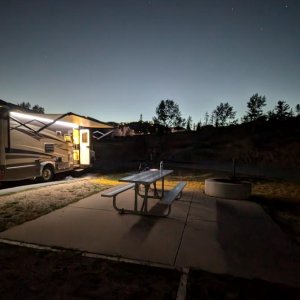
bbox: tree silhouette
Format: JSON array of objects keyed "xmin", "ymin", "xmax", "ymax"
[
  {"xmin": 268, "ymin": 100, "xmax": 292, "ymax": 120},
  {"xmin": 18, "ymin": 102, "xmax": 45, "ymax": 113},
  {"xmin": 186, "ymin": 116, "xmax": 192, "ymax": 131},
  {"xmin": 32, "ymin": 104, "xmax": 45, "ymax": 114},
  {"xmin": 295, "ymin": 104, "xmax": 300, "ymax": 116},
  {"xmin": 18, "ymin": 101, "xmax": 32, "ymax": 111},
  {"xmin": 243, "ymin": 93, "xmax": 266, "ymax": 122},
  {"xmin": 153, "ymin": 99, "xmax": 185, "ymax": 128},
  {"xmin": 204, "ymin": 112, "xmax": 209, "ymax": 125},
  {"xmin": 212, "ymin": 102, "xmax": 236, "ymax": 127}
]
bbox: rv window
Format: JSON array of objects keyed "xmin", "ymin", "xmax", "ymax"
[
  {"xmin": 45, "ymin": 143, "xmax": 54, "ymax": 153},
  {"xmin": 82, "ymin": 132, "xmax": 88, "ymax": 143}
]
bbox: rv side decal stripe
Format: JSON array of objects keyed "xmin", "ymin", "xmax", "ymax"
[
  {"xmin": 6, "ymin": 164, "xmax": 37, "ymax": 170},
  {"xmin": 6, "ymin": 154, "xmax": 52, "ymax": 160},
  {"xmin": 11, "ymin": 127, "xmax": 67, "ymax": 143},
  {"xmin": 6, "ymin": 148, "xmax": 53, "ymax": 157}
]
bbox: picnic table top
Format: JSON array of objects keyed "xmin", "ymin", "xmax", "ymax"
[{"xmin": 119, "ymin": 169, "xmax": 173, "ymax": 185}]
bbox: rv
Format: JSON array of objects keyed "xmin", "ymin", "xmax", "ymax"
[{"xmin": 0, "ymin": 103, "xmax": 111, "ymax": 182}]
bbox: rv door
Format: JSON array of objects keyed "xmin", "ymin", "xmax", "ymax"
[{"xmin": 79, "ymin": 129, "xmax": 90, "ymax": 165}]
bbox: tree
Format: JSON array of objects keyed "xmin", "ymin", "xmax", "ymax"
[
  {"xmin": 209, "ymin": 112, "xmax": 215, "ymax": 126},
  {"xmin": 18, "ymin": 102, "xmax": 45, "ymax": 114},
  {"xmin": 243, "ymin": 93, "xmax": 266, "ymax": 122},
  {"xmin": 186, "ymin": 116, "xmax": 192, "ymax": 131},
  {"xmin": 268, "ymin": 100, "xmax": 292, "ymax": 120},
  {"xmin": 18, "ymin": 101, "xmax": 32, "ymax": 111},
  {"xmin": 32, "ymin": 104, "xmax": 45, "ymax": 114},
  {"xmin": 212, "ymin": 102, "xmax": 236, "ymax": 127},
  {"xmin": 153, "ymin": 99, "xmax": 185, "ymax": 128},
  {"xmin": 204, "ymin": 112, "xmax": 209, "ymax": 126},
  {"xmin": 196, "ymin": 121, "xmax": 201, "ymax": 131},
  {"xmin": 295, "ymin": 104, "xmax": 300, "ymax": 116}
]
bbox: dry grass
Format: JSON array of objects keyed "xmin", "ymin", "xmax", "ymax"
[
  {"xmin": 252, "ymin": 180, "xmax": 300, "ymax": 203},
  {"xmin": 91, "ymin": 176, "xmax": 204, "ymax": 191},
  {"xmin": 92, "ymin": 170, "xmax": 300, "ymax": 204},
  {"xmin": 0, "ymin": 179, "xmax": 106, "ymax": 232}
]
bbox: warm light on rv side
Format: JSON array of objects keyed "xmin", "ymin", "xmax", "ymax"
[
  {"xmin": 73, "ymin": 150, "xmax": 79, "ymax": 161},
  {"xmin": 10, "ymin": 111, "xmax": 78, "ymax": 128},
  {"xmin": 73, "ymin": 129, "xmax": 80, "ymax": 145}
]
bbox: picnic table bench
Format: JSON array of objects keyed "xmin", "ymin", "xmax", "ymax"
[{"xmin": 101, "ymin": 183, "xmax": 135, "ymax": 212}]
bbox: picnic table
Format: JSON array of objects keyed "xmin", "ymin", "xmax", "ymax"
[{"xmin": 101, "ymin": 169, "xmax": 186, "ymax": 217}]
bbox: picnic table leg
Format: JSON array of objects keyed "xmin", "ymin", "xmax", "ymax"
[
  {"xmin": 161, "ymin": 177, "xmax": 165, "ymax": 198},
  {"xmin": 153, "ymin": 182, "xmax": 159, "ymax": 197},
  {"xmin": 134, "ymin": 183, "xmax": 139, "ymax": 212},
  {"xmin": 140, "ymin": 184, "xmax": 150, "ymax": 213},
  {"xmin": 151, "ymin": 180, "xmax": 164, "ymax": 199},
  {"xmin": 112, "ymin": 196, "xmax": 125, "ymax": 214}
]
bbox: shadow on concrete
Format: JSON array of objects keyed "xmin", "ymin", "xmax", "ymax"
[
  {"xmin": 216, "ymin": 199, "xmax": 300, "ymax": 287},
  {"xmin": 127, "ymin": 204, "xmax": 170, "ymax": 242}
]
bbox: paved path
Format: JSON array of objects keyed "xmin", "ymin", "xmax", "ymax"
[
  {"xmin": 1, "ymin": 186, "xmax": 300, "ymax": 287},
  {"xmin": 0, "ymin": 176, "xmax": 90, "ymax": 196}
]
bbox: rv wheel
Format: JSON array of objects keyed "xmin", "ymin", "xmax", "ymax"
[{"xmin": 41, "ymin": 166, "xmax": 54, "ymax": 182}]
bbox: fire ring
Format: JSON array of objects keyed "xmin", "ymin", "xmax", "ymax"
[{"xmin": 204, "ymin": 178, "xmax": 251, "ymax": 200}]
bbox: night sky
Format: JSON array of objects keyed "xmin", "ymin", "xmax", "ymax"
[{"xmin": 1, "ymin": 0, "xmax": 299, "ymax": 123}]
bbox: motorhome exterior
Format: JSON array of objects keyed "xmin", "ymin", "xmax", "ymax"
[{"xmin": 0, "ymin": 103, "xmax": 112, "ymax": 182}]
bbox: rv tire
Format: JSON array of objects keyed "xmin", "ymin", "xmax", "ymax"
[{"xmin": 40, "ymin": 165, "xmax": 54, "ymax": 182}]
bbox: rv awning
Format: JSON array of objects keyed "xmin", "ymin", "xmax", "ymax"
[
  {"xmin": 41, "ymin": 112, "xmax": 112, "ymax": 129},
  {"xmin": 9, "ymin": 109, "xmax": 113, "ymax": 132}
]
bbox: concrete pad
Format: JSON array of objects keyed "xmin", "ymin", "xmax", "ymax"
[
  {"xmin": 188, "ymin": 198, "xmax": 217, "ymax": 221},
  {"xmin": 216, "ymin": 198, "xmax": 300, "ymax": 287},
  {"xmin": 177, "ymin": 189, "xmax": 194, "ymax": 203},
  {"xmin": 0, "ymin": 205, "xmax": 186, "ymax": 266},
  {"xmin": 186, "ymin": 189, "xmax": 217, "ymax": 221},
  {"xmin": 189, "ymin": 189, "xmax": 206, "ymax": 203},
  {"xmin": 175, "ymin": 218, "xmax": 227, "ymax": 273},
  {"xmin": 168, "ymin": 201, "xmax": 190, "ymax": 220},
  {"xmin": 70, "ymin": 190, "xmax": 190, "ymax": 220},
  {"xmin": 70, "ymin": 193, "xmax": 115, "ymax": 211}
]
